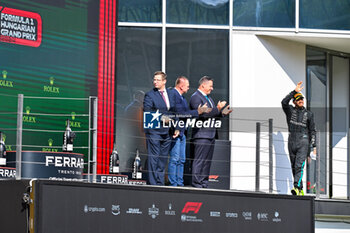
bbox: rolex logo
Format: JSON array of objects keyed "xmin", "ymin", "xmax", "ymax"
[
  {"xmin": 43, "ymin": 77, "xmax": 59, "ymax": 94},
  {"xmin": 69, "ymin": 112, "xmax": 81, "ymax": 128},
  {"xmin": 23, "ymin": 106, "xmax": 36, "ymax": 123},
  {"xmin": 2, "ymin": 70, "xmax": 7, "ymax": 79},
  {"xmin": 42, "ymin": 138, "xmax": 57, "ymax": 152},
  {"xmin": 25, "ymin": 106, "xmax": 31, "ymax": 115},
  {"xmin": 0, "ymin": 70, "xmax": 13, "ymax": 88}
]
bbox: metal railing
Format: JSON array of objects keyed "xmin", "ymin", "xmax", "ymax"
[{"xmin": 1, "ymin": 95, "xmax": 350, "ymax": 200}]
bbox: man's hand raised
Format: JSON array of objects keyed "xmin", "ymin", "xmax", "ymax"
[{"xmin": 295, "ymin": 81, "xmax": 304, "ymax": 93}]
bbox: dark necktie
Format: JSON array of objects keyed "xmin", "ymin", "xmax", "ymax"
[{"xmin": 205, "ymin": 95, "xmax": 212, "ymax": 107}]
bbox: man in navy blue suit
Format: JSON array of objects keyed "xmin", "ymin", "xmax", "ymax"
[
  {"xmin": 189, "ymin": 76, "xmax": 232, "ymax": 188},
  {"xmin": 168, "ymin": 76, "xmax": 211, "ymax": 186},
  {"xmin": 143, "ymin": 71, "xmax": 178, "ymax": 185}
]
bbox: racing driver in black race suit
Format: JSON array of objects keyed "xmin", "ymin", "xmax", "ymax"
[{"xmin": 282, "ymin": 81, "xmax": 316, "ymax": 196}]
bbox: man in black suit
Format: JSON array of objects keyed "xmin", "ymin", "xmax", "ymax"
[
  {"xmin": 143, "ymin": 71, "xmax": 177, "ymax": 185},
  {"xmin": 189, "ymin": 76, "xmax": 232, "ymax": 188}
]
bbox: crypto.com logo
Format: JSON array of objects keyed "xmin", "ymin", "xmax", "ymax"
[{"xmin": 182, "ymin": 202, "xmax": 203, "ymax": 214}]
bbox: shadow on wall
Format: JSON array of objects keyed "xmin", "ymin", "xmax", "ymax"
[
  {"xmin": 273, "ymin": 131, "xmax": 293, "ymax": 194},
  {"xmin": 257, "ymin": 35, "xmax": 304, "ymax": 88}
]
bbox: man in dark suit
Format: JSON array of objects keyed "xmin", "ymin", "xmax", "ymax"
[
  {"xmin": 143, "ymin": 71, "xmax": 177, "ymax": 185},
  {"xmin": 189, "ymin": 76, "xmax": 232, "ymax": 188},
  {"xmin": 168, "ymin": 76, "xmax": 210, "ymax": 186}
]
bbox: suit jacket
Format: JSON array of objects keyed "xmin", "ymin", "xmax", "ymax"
[
  {"xmin": 189, "ymin": 90, "xmax": 222, "ymax": 139},
  {"xmin": 171, "ymin": 89, "xmax": 199, "ymax": 137},
  {"xmin": 143, "ymin": 88, "xmax": 176, "ymax": 135}
]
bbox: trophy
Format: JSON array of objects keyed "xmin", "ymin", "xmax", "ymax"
[
  {"xmin": 132, "ymin": 149, "xmax": 142, "ymax": 179},
  {"xmin": 62, "ymin": 119, "xmax": 76, "ymax": 152},
  {"xmin": 109, "ymin": 146, "xmax": 120, "ymax": 174},
  {"xmin": 0, "ymin": 132, "xmax": 6, "ymax": 165}
]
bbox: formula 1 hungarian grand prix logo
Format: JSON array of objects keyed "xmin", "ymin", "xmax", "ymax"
[{"xmin": 0, "ymin": 6, "xmax": 42, "ymax": 47}]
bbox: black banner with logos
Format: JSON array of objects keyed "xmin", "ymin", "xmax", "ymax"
[{"xmin": 32, "ymin": 180, "xmax": 314, "ymax": 233}]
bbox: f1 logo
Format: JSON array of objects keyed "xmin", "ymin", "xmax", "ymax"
[{"xmin": 182, "ymin": 202, "xmax": 202, "ymax": 214}]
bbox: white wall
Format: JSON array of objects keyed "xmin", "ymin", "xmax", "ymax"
[
  {"xmin": 230, "ymin": 33, "xmax": 306, "ymax": 193},
  {"xmin": 332, "ymin": 56, "xmax": 349, "ymax": 198}
]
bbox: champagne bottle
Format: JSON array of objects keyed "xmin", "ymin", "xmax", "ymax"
[
  {"xmin": 109, "ymin": 146, "xmax": 120, "ymax": 174},
  {"xmin": 0, "ymin": 132, "xmax": 6, "ymax": 166},
  {"xmin": 62, "ymin": 119, "xmax": 76, "ymax": 152},
  {"xmin": 132, "ymin": 149, "xmax": 142, "ymax": 179}
]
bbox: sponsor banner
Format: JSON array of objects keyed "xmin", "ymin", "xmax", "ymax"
[
  {"xmin": 0, "ymin": 6, "xmax": 42, "ymax": 47},
  {"xmin": 128, "ymin": 179, "xmax": 147, "ymax": 185},
  {"xmin": 99, "ymin": 174, "xmax": 128, "ymax": 184},
  {"xmin": 6, "ymin": 151, "xmax": 83, "ymax": 180},
  {"xmin": 33, "ymin": 180, "xmax": 314, "ymax": 233},
  {"xmin": 82, "ymin": 174, "xmax": 147, "ymax": 185},
  {"xmin": 83, "ymin": 174, "xmax": 129, "ymax": 184},
  {"xmin": 0, "ymin": 166, "xmax": 16, "ymax": 178}
]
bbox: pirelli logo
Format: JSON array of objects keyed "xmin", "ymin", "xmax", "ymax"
[{"xmin": 182, "ymin": 202, "xmax": 202, "ymax": 214}]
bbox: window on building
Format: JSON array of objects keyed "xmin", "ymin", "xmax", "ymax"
[
  {"xmin": 166, "ymin": 0, "xmax": 229, "ymax": 25},
  {"xmin": 118, "ymin": 0, "xmax": 162, "ymax": 23},
  {"xmin": 300, "ymin": 0, "xmax": 350, "ymax": 30},
  {"xmin": 116, "ymin": 27, "xmax": 162, "ymax": 171},
  {"xmin": 233, "ymin": 0, "xmax": 295, "ymax": 28},
  {"xmin": 166, "ymin": 28, "xmax": 229, "ymax": 140}
]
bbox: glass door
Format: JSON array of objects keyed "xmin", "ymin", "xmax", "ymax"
[
  {"xmin": 331, "ymin": 55, "xmax": 349, "ymax": 199},
  {"xmin": 306, "ymin": 48, "xmax": 327, "ymax": 195}
]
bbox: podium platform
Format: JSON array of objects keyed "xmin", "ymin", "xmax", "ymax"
[{"xmin": 0, "ymin": 179, "xmax": 315, "ymax": 233}]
